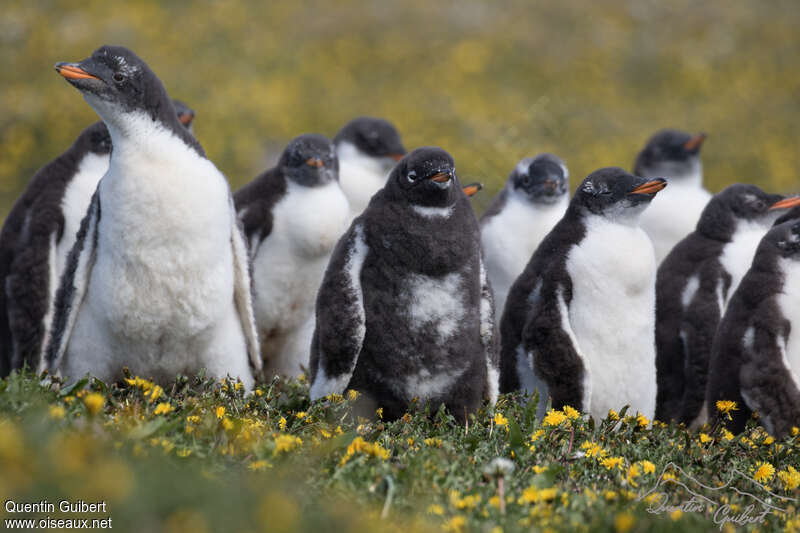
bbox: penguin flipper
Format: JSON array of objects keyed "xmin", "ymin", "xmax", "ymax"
[
  {"xmin": 479, "ymin": 255, "xmax": 499, "ymax": 405},
  {"xmin": 229, "ymin": 198, "xmax": 263, "ymax": 376},
  {"xmin": 527, "ymin": 284, "xmax": 589, "ymax": 413},
  {"xmin": 740, "ymin": 320, "xmax": 800, "ymax": 438},
  {"xmin": 42, "ymin": 190, "xmax": 101, "ymax": 374},
  {"xmin": 309, "ymin": 223, "xmax": 368, "ymax": 401}
]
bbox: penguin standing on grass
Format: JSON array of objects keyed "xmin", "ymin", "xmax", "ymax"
[
  {"xmin": 309, "ymin": 147, "xmax": 499, "ymax": 422},
  {"xmin": 655, "ymin": 186, "xmax": 799, "ymax": 425},
  {"xmin": 500, "ymin": 168, "xmax": 666, "ymax": 421},
  {"xmin": 235, "ymin": 134, "xmax": 350, "ymax": 377},
  {"xmin": 707, "ymin": 217, "xmax": 800, "ymax": 436},
  {"xmin": 0, "ymin": 102, "xmax": 196, "ymax": 378},
  {"xmin": 43, "ymin": 45, "xmax": 260, "ymax": 387},
  {"xmin": 634, "ymin": 129, "xmax": 710, "ymax": 262},
  {"xmin": 481, "ymin": 153, "xmax": 569, "ymax": 321}
]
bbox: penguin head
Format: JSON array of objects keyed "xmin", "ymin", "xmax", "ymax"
[
  {"xmin": 80, "ymin": 122, "xmax": 112, "ymax": 156},
  {"xmin": 763, "ymin": 219, "xmax": 800, "ymax": 260},
  {"xmin": 509, "ymin": 153, "xmax": 568, "ymax": 205},
  {"xmin": 720, "ymin": 185, "xmax": 796, "ymax": 224},
  {"xmin": 634, "ymin": 129, "xmax": 706, "ymax": 181},
  {"xmin": 387, "ymin": 147, "xmax": 459, "ymax": 208},
  {"xmin": 55, "ymin": 45, "xmax": 181, "ymax": 132},
  {"xmin": 334, "ymin": 116, "xmax": 406, "ymax": 171},
  {"xmin": 172, "ymin": 99, "xmax": 196, "ymax": 133},
  {"xmin": 278, "ymin": 134, "xmax": 338, "ymax": 187},
  {"xmin": 574, "ymin": 167, "xmax": 666, "ymax": 222}
]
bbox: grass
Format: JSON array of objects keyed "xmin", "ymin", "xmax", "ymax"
[{"xmin": 1, "ymin": 370, "xmax": 798, "ymax": 532}]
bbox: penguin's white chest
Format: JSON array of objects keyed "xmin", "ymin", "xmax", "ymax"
[
  {"xmin": 719, "ymin": 222, "xmax": 769, "ymax": 304},
  {"xmin": 481, "ymin": 195, "xmax": 567, "ymax": 318},
  {"xmin": 640, "ymin": 183, "xmax": 711, "ymax": 262},
  {"xmin": 566, "ymin": 217, "xmax": 657, "ymax": 418},
  {"xmin": 776, "ymin": 258, "xmax": 800, "ymax": 386},
  {"xmin": 337, "ymin": 144, "xmax": 390, "ymax": 218},
  {"xmin": 251, "ymin": 181, "xmax": 350, "ymax": 345}
]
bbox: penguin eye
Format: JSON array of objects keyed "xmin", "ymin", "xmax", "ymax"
[
  {"xmin": 407, "ymin": 170, "xmax": 417, "ymax": 183},
  {"xmin": 113, "ymin": 72, "xmax": 125, "ymax": 83},
  {"xmin": 522, "ymin": 176, "xmax": 531, "ymax": 185}
]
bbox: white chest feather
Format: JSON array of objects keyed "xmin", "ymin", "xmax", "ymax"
[
  {"xmin": 58, "ymin": 152, "xmax": 109, "ymax": 273},
  {"xmin": 639, "ymin": 181, "xmax": 711, "ymax": 262},
  {"xmin": 337, "ymin": 143, "xmax": 391, "ymax": 218},
  {"xmin": 566, "ymin": 215, "xmax": 657, "ymax": 418},
  {"xmin": 406, "ymin": 272, "xmax": 466, "ymax": 345},
  {"xmin": 776, "ymin": 258, "xmax": 800, "ymax": 388},
  {"xmin": 719, "ymin": 221, "xmax": 770, "ymax": 305},
  {"xmin": 481, "ymin": 194, "xmax": 567, "ymax": 318}
]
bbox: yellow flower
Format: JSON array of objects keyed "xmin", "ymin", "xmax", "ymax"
[
  {"xmin": 424, "ymin": 438, "xmax": 443, "ymax": 448},
  {"xmin": 176, "ymin": 448, "xmax": 191, "ymax": 458},
  {"xmin": 670, "ymin": 509, "xmax": 682, "ymax": 521},
  {"xmin": 186, "ymin": 415, "xmax": 200, "ymax": 424},
  {"xmin": 254, "ymin": 388, "xmax": 263, "ymax": 397},
  {"xmin": 83, "ymin": 393, "xmax": 105, "ymax": 416},
  {"xmin": 636, "ymin": 413, "xmax": 649, "ymax": 428},
  {"xmin": 777, "ymin": 466, "xmax": 800, "ymax": 490},
  {"xmin": 221, "ymin": 418, "xmax": 234, "ymax": 431},
  {"xmin": 297, "ymin": 373, "xmax": 306, "ymax": 383},
  {"xmin": 792, "ymin": 426, "xmax": 799, "ymax": 436},
  {"xmin": 607, "ymin": 409, "xmax": 620, "ymax": 421},
  {"xmin": 699, "ymin": 433, "xmax": 712, "ymax": 444},
  {"xmin": 320, "ymin": 429, "xmax": 332, "ymax": 439},
  {"xmin": 639, "ymin": 460, "xmax": 656, "ymax": 474},
  {"xmin": 763, "ymin": 436, "xmax": 774, "ymax": 445},
  {"xmin": 543, "ymin": 409, "xmax": 567, "ymax": 427},
  {"xmin": 215, "ymin": 406, "xmax": 226, "ymax": 419},
  {"xmin": 375, "ymin": 407, "xmax": 383, "ymax": 419},
  {"xmin": 295, "ymin": 411, "xmax": 307, "ymax": 420},
  {"xmin": 347, "ymin": 389, "xmax": 360, "ymax": 401},
  {"xmin": 338, "ymin": 436, "xmax": 389, "ymax": 465},
  {"xmin": 532, "ymin": 465, "xmax": 548, "ymax": 474},
  {"xmin": 563, "ymin": 405, "xmax": 580, "ymax": 420},
  {"xmin": 426, "ymin": 504, "xmax": 444, "ymax": 515},
  {"xmin": 234, "ymin": 382, "xmax": 243, "ymax": 391},
  {"xmin": 442, "ymin": 515, "xmax": 466, "ymax": 533},
  {"xmin": 614, "ymin": 512, "xmax": 635, "ymax": 533},
  {"xmin": 721, "ymin": 429, "xmax": 735, "ymax": 441},
  {"xmin": 453, "ymin": 494, "xmax": 480, "ymax": 509},
  {"xmin": 626, "ymin": 463, "xmax": 641, "ymax": 486},
  {"xmin": 529, "ymin": 429, "xmax": 545, "ymax": 443},
  {"xmin": 601, "ymin": 457, "xmax": 624, "ymax": 470},
  {"xmin": 604, "ymin": 491, "xmax": 618, "ymax": 501},
  {"xmin": 278, "ymin": 417, "xmax": 287, "ymax": 430},
  {"xmin": 493, "ymin": 413, "xmax": 508, "ymax": 427},
  {"xmin": 248, "ymin": 460, "xmax": 271, "ymax": 471},
  {"xmin": 581, "ymin": 441, "xmax": 608, "ymax": 459},
  {"xmin": 49, "ymin": 405, "xmax": 66, "ymax": 419},
  {"xmin": 753, "ymin": 462, "xmax": 775, "ymax": 483},
  {"xmin": 716, "ymin": 400, "xmax": 738, "ymax": 420},
  {"xmin": 153, "ymin": 402, "xmax": 173, "ymax": 416},
  {"xmin": 147, "ymin": 385, "xmax": 163, "ymax": 403},
  {"xmin": 273, "ymin": 434, "xmax": 303, "ymax": 455}
]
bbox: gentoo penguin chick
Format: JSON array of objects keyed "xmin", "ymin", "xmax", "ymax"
[
  {"xmin": 333, "ymin": 116, "xmax": 406, "ymax": 218},
  {"xmin": 43, "ymin": 45, "xmax": 260, "ymax": 387},
  {"xmin": 500, "ymin": 168, "xmax": 666, "ymax": 420},
  {"xmin": 707, "ymin": 218, "xmax": 800, "ymax": 436},
  {"xmin": 309, "ymin": 147, "xmax": 499, "ymax": 422},
  {"xmin": 234, "ymin": 134, "xmax": 349, "ymax": 377},
  {"xmin": 480, "ymin": 153, "xmax": 569, "ymax": 321},
  {"xmin": 634, "ymin": 129, "xmax": 711, "ymax": 263},
  {"xmin": 654, "ymin": 186, "xmax": 797, "ymax": 425},
  {"xmin": 0, "ymin": 101, "xmax": 196, "ymax": 378}
]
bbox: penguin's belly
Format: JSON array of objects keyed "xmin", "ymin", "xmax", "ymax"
[
  {"xmin": 776, "ymin": 259, "xmax": 800, "ymax": 386},
  {"xmin": 719, "ymin": 223, "xmax": 769, "ymax": 301},
  {"xmin": 640, "ymin": 186, "xmax": 711, "ymax": 262},
  {"xmin": 566, "ymin": 220, "xmax": 657, "ymax": 418},
  {"xmin": 277, "ymin": 181, "xmax": 350, "ymax": 258},
  {"xmin": 338, "ymin": 161, "xmax": 386, "ymax": 218}
]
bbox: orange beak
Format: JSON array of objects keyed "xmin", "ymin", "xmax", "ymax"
[
  {"xmin": 462, "ymin": 182, "xmax": 483, "ymax": 197},
  {"xmin": 305, "ymin": 158, "xmax": 324, "ymax": 168},
  {"xmin": 389, "ymin": 153, "xmax": 405, "ymax": 161},
  {"xmin": 683, "ymin": 133, "xmax": 707, "ymax": 151},
  {"xmin": 630, "ymin": 179, "xmax": 668, "ymax": 195},
  {"xmin": 430, "ymin": 172, "xmax": 451, "ymax": 183},
  {"xmin": 770, "ymin": 196, "xmax": 800, "ymax": 210},
  {"xmin": 56, "ymin": 64, "xmax": 100, "ymax": 81},
  {"xmin": 178, "ymin": 112, "xmax": 194, "ymax": 126}
]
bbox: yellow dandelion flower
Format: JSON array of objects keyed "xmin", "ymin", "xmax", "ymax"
[
  {"xmin": 338, "ymin": 436, "xmax": 390, "ymax": 465},
  {"xmin": 636, "ymin": 413, "xmax": 649, "ymax": 428},
  {"xmin": 792, "ymin": 426, "xmax": 799, "ymax": 436},
  {"xmin": 530, "ymin": 429, "xmax": 545, "ymax": 443},
  {"xmin": 777, "ymin": 466, "xmax": 800, "ymax": 490},
  {"xmin": 753, "ymin": 462, "xmax": 775, "ymax": 483},
  {"xmin": 63, "ymin": 396, "xmax": 74, "ymax": 404},
  {"xmin": 297, "ymin": 373, "xmax": 306, "ymax": 383},
  {"xmin": 295, "ymin": 411, "xmax": 307, "ymax": 420},
  {"xmin": 426, "ymin": 504, "xmax": 444, "ymax": 516},
  {"xmin": 601, "ymin": 457, "xmax": 624, "ymax": 470},
  {"xmin": 721, "ymin": 429, "xmax": 735, "ymax": 441},
  {"xmin": 215, "ymin": 406, "xmax": 226, "ymax": 419},
  {"xmin": 254, "ymin": 388, "xmax": 263, "ymax": 397},
  {"xmin": 83, "ymin": 393, "xmax": 105, "ymax": 416},
  {"xmin": 670, "ymin": 509, "xmax": 682, "ymax": 521},
  {"xmin": 248, "ymin": 460, "xmax": 271, "ymax": 471},
  {"xmin": 424, "ymin": 437, "xmax": 443, "ymax": 448},
  {"xmin": 278, "ymin": 417, "xmax": 287, "ymax": 430},
  {"xmin": 176, "ymin": 448, "xmax": 191, "ymax": 458},
  {"xmin": 221, "ymin": 418, "xmax": 234, "ymax": 431},
  {"xmin": 376, "ymin": 407, "xmax": 383, "ymax": 419},
  {"xmin": 563, "ymin": 405, "xmax": 580, "ymax": 420},
  {"xmin": 493, "ymin": 413, "xmax": 508, "ymax": 427},
  {"xmin": 662, "ymin": 472, "xmax": 677, "ymax": 481},
  {"xmin": 320, "ymin": 429, "xmax": 332, "ymax": 439},
  {"xmin": 49, "ymin": 405, "xmax": 66, "ymax": 419},
  {"xmin": 454, "ymin": 494, "xmax": 480, "ymax": 509},
  {"xmin": 543, "ymin": 409, "xmax": 567, "ymax": 427},
  {"xmin": 347, "ymin": 389, "xmax": 360, "ymax": 401},
  {"xmin": 639, "ymin": 460, "xmax": 656, "ymax": 474},
  {"xmin": 716, "ymin": 400, "xmax": 738, "ymax": 420},
  {"xmin": 442, "ymin": 515, "xmax": 466, "ymax": 533},
  {"xmin": 604, "ymin": 491, "xmax": 618, "ymax": 501},
  {"xmin": 608, "ymin": 409, "xmax": 620, "ymax": 421},
  {"xmin": 147, "ymin": 385, "xmax": 163, "ymax": 403},
  {"xmin": 532, "ymin": 465, "xmax": 548, "ymax": 474},
  {"xmin": 763, "ymin": 436, "xmax": 774, "ymax": 445},
  {"xmin": 699, "ymin": 433, "xmax": 712, "ymax": 444},
  {"xmin": 273, "ymin": 434, "xmax": 302, "ymax": 455},
  {"xmin": 626, "ymin": 463, "xmax": 641, "ymax": 483},
  {"xmin": 153, "ymin": 402, "xmax": 173, "ymax": 416},
  {"xmin": 614, "ymin": 512, "xmax": 635, "ymax": 533},
  {"xmin": 234, "ymin": 382, "xmax": 243, "ymax": 391},
  {"xmin": 186, "ymin": 415, "xmax": 200, "ymax": 424}
]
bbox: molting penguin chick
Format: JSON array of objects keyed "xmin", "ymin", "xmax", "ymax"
[
  {"xmin": 0, "ymin": 99, "xmax": 196, "ymax": 378},
  {"xmin": 333, "ymin": 116, "xmax": 406, "ymax": 219},
  {"xmin": 43, "ymin": 45, "xmax": 260, "ymax": 387},
  {"xmin": 235, "ymin": 134, "xmax": 349, "ymax": 378},
  {"xmin": 481, "ymin": 153, "xmax": 569, "ymax": 322},
  {"xmin": 655, "ymin": 186, "xmax": 798, "ymax": 425},
  {"xmin": 707, "ymin": 218, "xmax": 800, "ymax": 436},
  {"xmin": 309, "ymin": 147, "xmax": 499, "ymax": 422},
  {"xmin": 500, "ymin": 167, "xmax": 666, "ymax": 420},
  {"xmin": 634, "ymin": 129, "xmax": 711, "ymax": 263}
]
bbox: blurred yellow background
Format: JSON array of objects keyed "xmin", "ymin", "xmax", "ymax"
[{"xmin": 1, "ymin": 0, "xmax": 798, "ymax": 218}]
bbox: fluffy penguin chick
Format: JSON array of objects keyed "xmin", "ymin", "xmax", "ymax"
[
  {"xmin": 0, "ymin": 102, "xmax": 195, "ymax": 377},
  {"xmin": 43, "ymin": 45, "xmax": 260, "ymax": 387},
  {"xmin": 500, "ymin": 168, "xmax": 666, "ymax": 421},
  {"xmin": 235, "ymin": 134, "xmax": 349, "ymax": 377},
  {"xmin": 635, "ymin": 129, "xmax": 711, "ymax": 263},
  {"xmin": 309, "ymin": 147, "xmax": 499, "ymax": 422},
  {"xmin": 707, "ymin": 217, "xmax": 800, "ymax": 437},
  {"xmin": 655, "ymin": 186, "xmax": 798, "ymax": 425},
  {"xmin": 481, "ymin": 153, "xmax": 569, "ymax": 322},
  {"xmin": 333, "ymin": 117, "xmax": 406, "ymax": 219}
]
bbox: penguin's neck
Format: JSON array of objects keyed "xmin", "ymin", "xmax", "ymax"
[
  {"xmin": 664, "ymin": 165, "xmax": 704, "ymax": 190},
  {"xmin": 105, "ymin": 111, "xmax": 199, "ymax": 170}
]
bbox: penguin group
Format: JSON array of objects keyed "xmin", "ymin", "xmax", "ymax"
[{"xmin": 1, "ymin": 44, "xmax": 799, "ymax": 437}]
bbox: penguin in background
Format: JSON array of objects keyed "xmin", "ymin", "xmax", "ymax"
[
  {"xmin": 333, "ymin": 116, "xmax": 407, "ymax": 219},
  {"xmin": 500, "ymin": 168, "xmax": 666, "ymax": 421},
  {"xmin": 654, "ymin": 186, "xmax": 799, "ymax": 425},
  {"xmin": 309, "ymin": 147, "xmax": 499, "ymax": 422},
  {"xmin": 707, "ymin": 217, "xmax": 800, "ymax": 436},
  {"xmin": 480, "ymin": 153, "xmax": 569, "ymax": 322},
  {"xmin": 634, "ymin": 129, "xmax": 711, "ymax": 263},
  {"xmin": 0, "ymin": 101, "xmax": 196, "ymax": 378},
  {"xmin": 43, "ymin": 45, "xmax": 260, "ymax": 387},
  {"xmin": 234, "ymin": 134, "xmax": 350, "ymax": 378}
]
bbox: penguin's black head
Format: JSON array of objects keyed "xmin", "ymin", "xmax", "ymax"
[
  {"xmin": 765, "ymin": 219, "xmax": 800, "ymax": 259},
  {"xmin": 172, "ymin": 99, "xmax": 196, "ymax": 132},
  {"xmin": 634, "ymin": 129, "xmax": 706, "ymax": 181},
  {"xmin": 574, "ymin": 167, "xmax": 666, "ymax": 221},
  {"xmin": 279, "ymin": 134, "xmax": 338, "ymax": 187},
  {"xmin": 388, "ymin": 147, "xmax": 459, "ymax": 208},
  {"xmin": 80, "ymin": 121, "xmax": 112, "ymax": 156},
  {"xmin": 509, "ymin": 153, "xmax": 568, "ymax": 205},
  {"xmin": 334, "ymin": 116, "xmax": 406, "ymax": 167},
  {"xmin": 717, "ymin": 184, "xmax": 795, "ymax": 223},
  {"xmin": 55, "ymin": 45, "xmax": 179, "ymax": 130}
]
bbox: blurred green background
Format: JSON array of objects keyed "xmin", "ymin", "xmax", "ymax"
[{"xmin": 1, "ymin": 0, "xmax": 799, "ymax": 219}]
